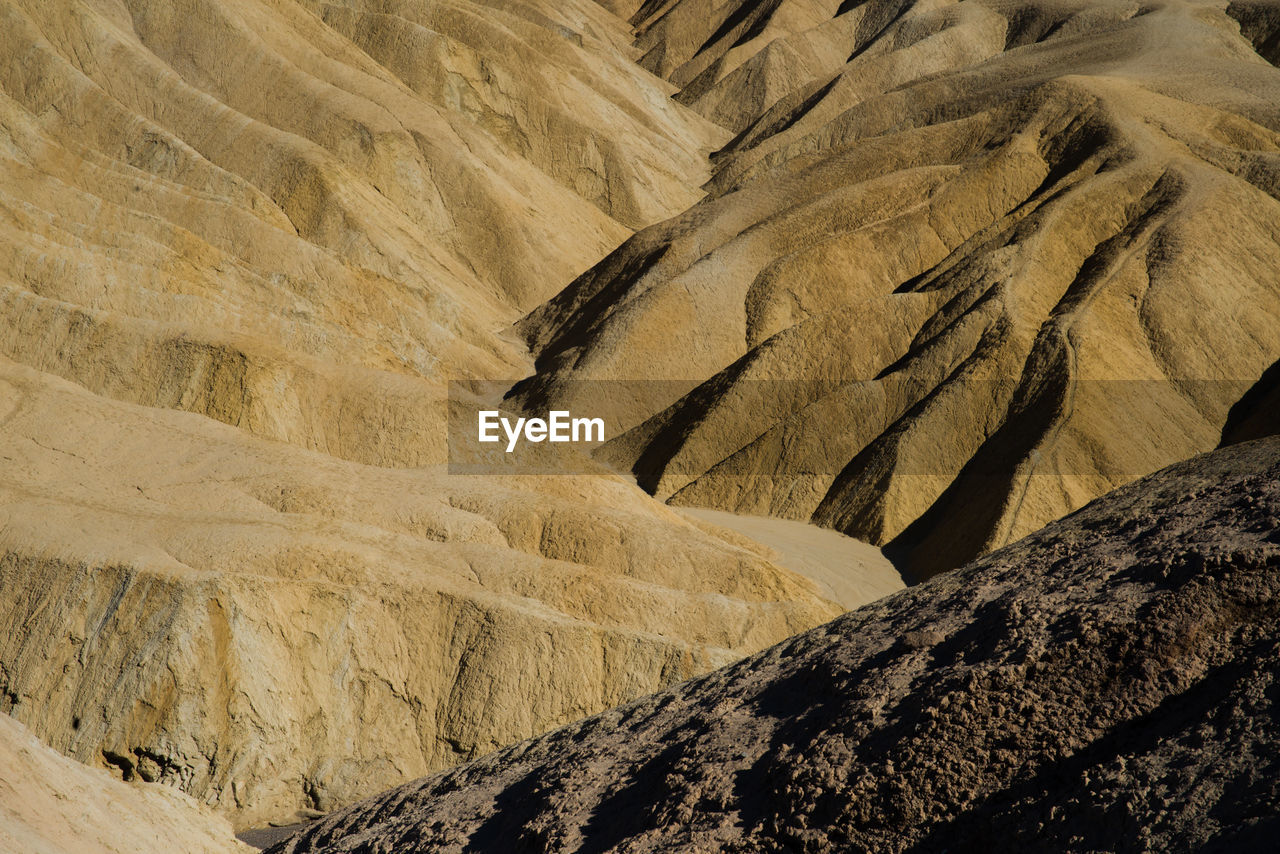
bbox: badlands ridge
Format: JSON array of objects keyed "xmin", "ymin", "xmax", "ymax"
[{"xmin": 0, "ymin": 0, "xmax": 1277, "ymax": 847}]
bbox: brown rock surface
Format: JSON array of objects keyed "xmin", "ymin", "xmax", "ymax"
[
  {"xmin": 267, "ymin": 436, "xmax": 1280, "ymax": 854},
  {"xmin": 0, "ymin": 711, "xmax": 248, "ymax": 854},
  {"xmin": 514, "ymin": 0, "xmax": 1280, "ymax": 580}
]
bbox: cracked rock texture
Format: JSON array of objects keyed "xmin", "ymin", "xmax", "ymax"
[
  {"xmin": 0, "ymin": 711, "xmax": 248, "ymax": 854},
  {"xmin": 516, "ymin": 0, "xmax": 1280, "ymax": 580},
  {"xmin": 269, "ymin": 436, "xmax": 1280, "ymax": 854}
]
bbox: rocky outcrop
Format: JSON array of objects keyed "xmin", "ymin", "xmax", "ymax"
[
  {"xmin": 268, "ymin": 436, "xmax": 1280, "ymax": 854},
  {"xmin": 0, "ymin": 711, "xmax": 248, "ymax": 854},
  {"xmin": 513, "ymin": 0, "xmax": 1280, "ymax": 580}
]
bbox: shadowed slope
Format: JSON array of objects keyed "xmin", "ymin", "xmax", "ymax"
[
  {"xmin": 268, "ymin": 436, "xmax": 1280, "ymax": 854},
  {"xmin": 514, "ymin": 0, "xmax": 1280, "ymax": 580}
]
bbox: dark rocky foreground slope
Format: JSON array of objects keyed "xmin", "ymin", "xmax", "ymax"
[{"xmin": 270, "ymin": 436, "xmax": 1280, "ymax": 853}]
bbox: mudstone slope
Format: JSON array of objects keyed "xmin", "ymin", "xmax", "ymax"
[
  {"xmin": 0, "ymin": 711, "xmax": 248, "ymax": 854},
  {"xmin": 5, "ymin": 0, "xmax": 1280, "ymax": 835},
  {"xmin": 516, "ymin": 0, "xmax": 1280, "ymax": 580}
]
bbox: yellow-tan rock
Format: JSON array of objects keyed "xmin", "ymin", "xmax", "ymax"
[
  {"xmin": 0, "ymin": 355, "xmax": 858, "ymax": 828},
  {"xmin": 516, "ymin": 0, "xmax": 1280, "ymax": 580},
  {"xmin": 0, "ymin": 0, "xmax": 727, "ymax": 467},
  {"xmin": 0, "ymin": 711, "xmax": 248, "ymax": 854},
  {"xmin": 0, "ymin": 0, "xmax": 876, "ymax": 832}
]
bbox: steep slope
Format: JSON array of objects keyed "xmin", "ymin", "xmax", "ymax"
[
  {"xmin": 0, "ymin": 711, "xmax": 248, "ymax": 854},
  {"xmin": 268, "ymin": 436, "xmax": 1280, "ymax": 854},
  {"xmin": 0, "ymin": 0, "xmax": 874, "ymax": 831},
  {"xmin": 514, "ymin": 0, "xmax": 1280, "ymax": 580},
  {"xmin": 679, "ymin": 506, "xmax": 904, "ymax": 608},
  {"xmin": 1223, "ymin": 357, "xmax": 1280, "ymax": 445}
]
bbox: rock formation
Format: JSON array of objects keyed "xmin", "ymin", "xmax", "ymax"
[
  {"xmin": 0, "ymin": 352, "xmax": 875, "ymax": 827},
  {"xmin": 268, "ymin": 436, "xmax": 1280, "ymax": 854},
  {"xmin": 514, "ymin": 0, "xmax": 1280, "ymax": 580},
  {"xmin": 0, "ymin": 0, "xmax": 727, "ymax": 468},
  {"xmin": 0, "ymin": 0, "xmax": 889, "ymax": 828},
  {"xmin": 4, "ymin": 0, "xmax": 1280, "ymax": 836},
  {"xmin": 0, "ymin": 711, "xmax": 248, "ymax": 854}
]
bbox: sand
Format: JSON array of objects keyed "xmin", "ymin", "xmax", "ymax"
[{"xmin": 680, "ymin": 507, "xmax": 905, "ymax": 609}]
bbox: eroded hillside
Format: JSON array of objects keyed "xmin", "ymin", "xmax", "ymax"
[
  {"xmin": 0, "ymin": 0, "xmax": 727, "ymax": 465},
  {"xmin": 0, "ymin": 0, "xmax": 877, "ymax": 828},
  {"xmin": 0, "ymin": 711, "xmax": 247, "ymax": 854},
  {"xmin": 4, "ymin": 0, "xmax": 1279, "ymax": 834},
  {"xmin": 516, "ymin": 0, "xmax": 1280, "ymax": 579}
]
